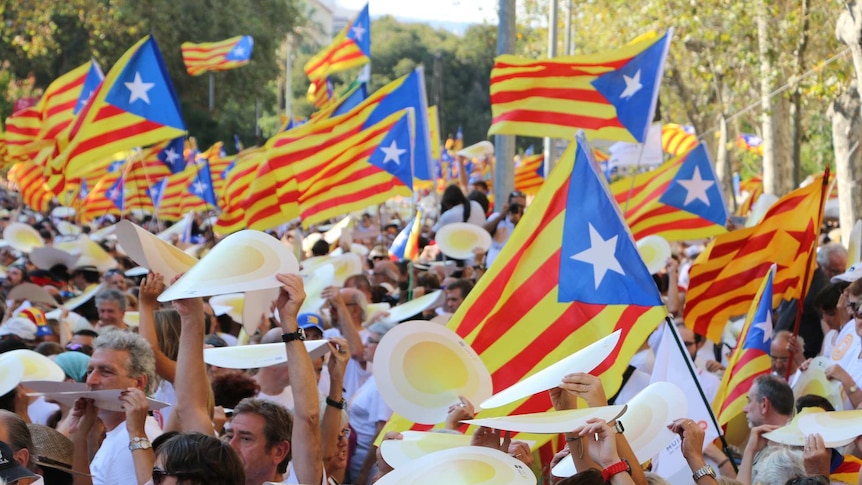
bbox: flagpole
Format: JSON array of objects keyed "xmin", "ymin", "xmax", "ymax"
[
  {"xmin": 208, "ymin": 73, "xmax": 215, "ymax": 112},
  {"xmin": 138, "ymin": 147, "xmax": 161, "ymax": 230},
  {"xmin": 665, "ymin": 316, "xmax": 738, "ymax": 473},
  {"xmin": 622, "ymin": 141, "xmax": 649, "ymax": 213},
  {"xmin": 787, "ymin": 166, "xmax": 831, "ymax": 380}
]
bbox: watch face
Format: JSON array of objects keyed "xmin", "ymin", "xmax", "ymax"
[{"xmin": 297, "ymin": 328, "xmax": 306, "ymax": 340}]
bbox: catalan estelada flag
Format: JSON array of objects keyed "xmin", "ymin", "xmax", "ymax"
[
  {"xmin": 389, "ymin": 208, "xmax": 422, "ymax": 261},
  {"xmin": 514, "ymin": 146, "xmax": 544, "ymax": 195},
  {"xmin": 712, "ymin": 264, "xmax": 774, "ymax": 427},
  {"xmin": 737, "ymin": 133, "xmax": 764, "ymax": 156},
  {"xmin": 7, "ymin": 156, "xmax": 54, "ymax": 212},
  {"xmin": 30, "ymin": 61, "xmax": 93, "ymax": 153},
  {"xmin": 832, "ymin": 454, "xmax": 862, "ymax": 484},
  {"xmin": 736, "ymin": 175, "xmax": 764, "ymax": 217},
  {"xmin": 181, "ymin": 35, "xmax": 254, "ymax": 76},
  {"xmin": 304, "ymin": 3, "xmax": 370, "ymax": 82},
  {"xmin": 295, "ymin": 109, "xmax": 414, "ymax": 227},
  {"xmin": 661, "ymin": 123, "xmax": 698, "ymax": 156},
  {"xmin": 307, "ymin": 76, "xmax": 334, "ymax": 109},
  {"xmin": 51, "ymin": 35, "xmax": 186, "ymax": 182},
  {"xmin": 489, "ymin": 30, "xmax": 672, "ymax": 143},
  {"xmin": 684, "ymin": 175, "xmax": 827, "ymax": 343},
  {"xmin": 610, "ymin": 142, "xmax": 728, "ymax": 241},
  {"xmin": 380, "ymin": 132, "xmax": 666, "ymax": 447},
  {"xmin": 215, "ymin": 149, "xmax": 266, "ymax": 235},
  {"xmin": 3, "ymin": 107, "xmax": 41, "ymax": 161}
]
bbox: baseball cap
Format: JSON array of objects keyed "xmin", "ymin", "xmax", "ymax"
[
  {"xmin": 0, "ymin": 440, "xmax": 38, "ymax": 483},
  {"xmin": 831, "ymin": 263, "xmax": 862, "ymax": 283},
  {"xmin": 0, "ymin": 317, "xmax": 38, "ymax": 341},
  {"xmin": 297, "ymin": 313, "xmax": 325, "ymax": 336}
]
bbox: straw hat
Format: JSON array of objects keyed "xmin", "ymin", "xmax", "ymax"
[
  {"xmin": 435, "ymin": 223, "xmax": 491, "ymax": 260},
  {"xmin": 375, "ymin": 446, "xmax": 535, "ymax": 485},
  {"xmin": 27, "ymin": 424, "xmax": 84, "ymax": 475},
  {"xmin": 636, "ymin": 235, "xmax": 671, "ymax": 275}
]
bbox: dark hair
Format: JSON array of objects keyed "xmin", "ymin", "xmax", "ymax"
[
  {"xmin": 447, "ymin": 278, "xmax": 474, "ymax": 299},
  {"xmin": 73, "ymin": 329, "xmax": 99, "ymax": 339},
  {"xmin": 204, "ymin": 334, "xmax": 228, "ymax": 348},
  {"xmin": 558, "ymin": 468, "xmax": 604, "ymax": 485},
  {"xmin": 508, "ymin": 202, "xmax": 524, "ymax": 215},
  {"xmin": 795, "ymin": 394, "xmax": 835, "ymax": 413},
  {"xmin": 156, "ymin": 432, "xmax": 245, "ymax": 485},
  {"xmin": 311, "ymin": 239, "xmax": 330, "ymax": 257},
  {"xmin": 210, "ymin": 370, "xmax": 260, "ymax": 409},
  {"xmin": 471, "ymin": 180, "xmax": 489, "ymax": 192},
  {"xmin": 468, "ymin": 190, "xmax": 489, "ymax": 215},
  {"xmin": 440, "ymin": 185, "xmax": 471, "ymax": 222},
  {"xmin": 233, "ymin": 398, "xmax": 293, "ymax": 474},
  {"xmin": 814, "ymin": 282, "xmax": 849, "ymax": 311},
  {"xmin": 785, "ymin": 476, "xmax": 830, "ymax": 485},
  {"xmin": 753, "ymin": 374, "xmax": 795, "ymax": 416}
]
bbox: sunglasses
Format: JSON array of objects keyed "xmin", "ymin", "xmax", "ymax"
[
  {"xmin": 152, "ymin": 468, "xmax": 198, "ymax": 485},
  {"xmin": 848, "ymin": 301, "xmax": 862, "ymax": 317},
  {"xmin": 509, "ymin": 191, "xmax": 526, "ymax": 198}
]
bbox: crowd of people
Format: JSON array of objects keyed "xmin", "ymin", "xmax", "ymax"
[{"xmin": 0, "ymin": 179, "xmax": 859, "ymax": 485}]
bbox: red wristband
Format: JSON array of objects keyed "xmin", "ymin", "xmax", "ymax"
[{"xmin": 601, "ymin": 460, "xmax": 629, "ymax": 482}]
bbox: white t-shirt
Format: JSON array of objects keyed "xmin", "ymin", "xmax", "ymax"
[
  {"xmin": 258, "ymin": 385, "xmax": 295, "ymax": 411},
  {"xmin": 152, "ymin": 380, "xmax": 176, "ymax": 430},
  {"xmin": 486, "ymin": 217, "xmax": 516, "ymax": 267},
  {"xmin": 348, "ymin": 376, "xmax": 392, "ymax": 485},
  {"xmin": 90, "ymin": 416, "xmax": 162, "ymax": 485},
  {"xmin": 27, "ymin": 396, "xmax": 60, "ymax": 426},
  {"xmin": 826, "ymin": 320, "xmax": 861, "ymax": 369},
  {"xmin": 432, "ymin": 201, "xmax": 486, "ymax": 232}
]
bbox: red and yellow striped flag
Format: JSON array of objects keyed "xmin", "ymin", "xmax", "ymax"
[
  {"xmin": 380, "ymin": 134, "xmax": 665, "ymax": 449},
  {"xmin": 8, "ymin": 159, "xmax": 54, "ymax": 212},
  {"xmin": 4, "ymin": 107, "xmax": 41, "ymax": 161},
  {"xmin": 181, "ymin": 36, "xmax": 253, "ymax": 76},
  {"xmin": 304, "ymin": 4, "xmax": 370, "ymax": 82},
  {"xmin": 661, "ymin": 123, "xmax": 698, "ymax": 156},
  {"xmin": 489, "ymin": 31, "xmax": 669, "ymax": 143},
  {"xmin": 712, "ymin": 265, "xmax": 774, "ymax": 427},
  {"xmin": 214, "ymin": 149, "xmax": 266, "ymax": 235},
  {"xmin": 832, "ymin": 454, "xmax": 862, "ymax": 484},
  {"xmin": 32, "ymin": 62, "xmax": 91, "ymax": 149},
  {"xmin": 736, "ymin": 175, "xmax": 763, "ymax": 217},
  {"xmin": 514, "ymin": 152, "xmax": 544, "ymax": 195},
  {"xmin": 684, "ymin": 176, "xmax": 827, "ymax": 343},
  {"xmin": 610, "ymin": 143, "xmax": 728, "ymax": 242}
]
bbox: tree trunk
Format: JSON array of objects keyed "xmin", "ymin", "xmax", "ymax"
[
  {"xmin": 757, "ymin": 0, "xmax": 778, "ymax": 195},
  {"xmin": 834, "ymin": 0, "xmax": 862, "ymax": 241},
  {"xmin": 773, "ymin": 95, "xmax": 796, "ymax": 195},
  {"xmin": 715, "ymin": 114, "xmax": 735, "ymax": 213},
  {"xmin": 791, "ymin": 0, "xmax": 810, "ymax": 187},
  {"xmin": 828, "ymin": 89, "xmax": 862, "ymax": 243}
]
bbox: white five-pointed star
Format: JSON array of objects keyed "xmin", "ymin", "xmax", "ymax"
[
  {"xmin": 380, "ymin": 140, "xmax": 406, "ymax": 165},
  {"xmin": 108, "ymin": 187, "xmax": 121, "ymax": 200},
  {"xmin": 125, "ymin": 72, "xmax": 155, "ymax": 104},
  {"xmin": 619, "ymin": 69, "xmax": 643, "ymax": 99},
  {"xmin": 232, "ymin": 46, "xmax": 246, "ymax": 57},
  {"xmin": 351, "ymin": 24, "xmax": 366, "ymax": 41},
  {"xmin": 78, "ymin": 90, "xmax": 92, "ymax": 107},
  {"xmin": 193, "ymin": 181, "xmax": 208, "ymax": 195},
  {"xmin": 164, "ymin": 148, "xmax": 180, "ymax": 165},
  {"xmin": 676, "ymin": 166, "xmax": 715, "ymax": 206},
  {"xmin": 753, "ymin": 310, "xmax": 773, "ymax": 344},
  {"xmin": 570, "ymin": 223, "xmax": 625, "ymax": 289}
]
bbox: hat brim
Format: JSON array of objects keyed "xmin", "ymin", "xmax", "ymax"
[
  {"xmin": 0, "ymin": 349, "xmax": 65, "ymax": 382},
  {"xmin": 480, "ymin": 330, "xmax": 621, "ymax": 410},
  {"xmin": 209, "ymin": 293, "xmax": 244, "ymax": 324},
  {"xmin": 375, "ymin": 446, "xmax": 535, "ymax": 485},
  {"xmin": 158, "ymin": 230, "xmax": 300, "ymax": 302},
  {"xmin": 380, "ymin": 431, "xmax": 471, "ymax": 469},
  {"xmin": 636, "ymin": 235, "xmax": 671, "ymax": 275},
  {"xmin": 374, "ymin": 320, "xmax": 492, "ymax": 425},
  {"xmin": 0, "ymin": 357, "xmax": 24, "ymax": 397},
  {"xmin": 30, "ymin": 247, "xmax": 81, "ymax": 271},
  {"xmin": 3, "ymin": 222, "xmax": 45, "ymax": 253},
  {"xmin": 241, "ymin": 288, "xmax": 279, "ymax": 335},
  {"xmin": 299, "ymin": 264, "xmax": 335, "ymax": 317},
  {"xmin": 379, "ymin": 290, "xmax": 443, "ymax": 326},
  {"xmin": 436, "ymin": 223, "xmax": 492, "ymax": 260},
  {"xmin": 621, "ymin": 382, "xmax": 687, "ymax": 464},
  {"xmin": 31, "ymin": 389, "xmax": 169, "ymax": 412},
  {"xmin": 462, "ymin": 404, "xmax": 627, "ymax": 434},
  {"xmin": 792, "ymin": 357, "xmax": 844, "ymax": 411},
  {"xmin": 8, "ymin": 282, "xmax": 59, "ymax": 307},
  {"xmin": 203, "ymin": 340, "xmax": 330, "ymax": 369},
  {"xmin": 115, "ymin": 220, "xmax": 199, "ymax": 282},
  {"xmin": 797, "ymin": 410, "xmax": 862, "ymax": 448}
]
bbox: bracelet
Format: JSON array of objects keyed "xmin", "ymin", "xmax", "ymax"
[
  {"xmin": 326, "ymin": 396, "xmax": 346, "ymax": 410},
  {"xmin": 565, "ymin": 436, "xmax": 581, "ymax": 443},
  {"xmin": 601, "ymin": 460, "xmax": 630, "ymax": 482}
]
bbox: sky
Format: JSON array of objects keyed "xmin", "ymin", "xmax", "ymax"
[{"xmin": 336, "ymin": 0, "xmax": 498, "ymax": 25}]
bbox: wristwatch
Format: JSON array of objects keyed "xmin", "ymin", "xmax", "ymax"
[
  {"xmin": 692, "ymin": 464, "xmax": 716, "ymax": 482},
  {"xmin": 282, "ymin": 328, "xmax": 306, "ymax": 342},
  {"xmin": 129, "ymin": 436, "xmax": 152, "ymax": 452}
]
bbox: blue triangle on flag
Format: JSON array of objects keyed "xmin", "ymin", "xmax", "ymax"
[
  {"xmin": 658, "ymin": 143, "xmax": 728, "ymax": 226},
  {"xmin": 346, "ymin": 4, "xmax": 371, "ymax": 56},
  {"xmin": 147, "ymin": 177, "xmax": 168, "ymax": 209},
  {"xmin": 367, "ymin": 113, "xmax": 414, "ymax": 188},
  {"xmin": 743, "ymin": 268, "xmax": 775, "ymax": 353},
  {"xmin": 107, "ymin": 176, "xmax": 125, "ymax": 212},
  {"xmin": 225, "ymin": 36, "xmax": 254, "ymax": 62},
  {"xmin": 74, "ymin": 60, "xmax": 104, "ymax": 115},
  {"xmin": 558, "ymin": 133, "xmax": 663, "ymax": 306},
  {"xmin": 591, "ymin": 32, "xmax": 670, "ymax": 143},
  {"xmin": 104, "ymin": 37, "xmax": 186, "ymax": 130},
  {"xmin": 158, "ymin": 137, "xmax": 186, "ymax": 174},
  {"xmin": 189, "ymin": 162, "xmax": 218, "ymax": 207}
]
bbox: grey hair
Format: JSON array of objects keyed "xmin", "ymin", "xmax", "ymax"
[
  {"xmin": 95, "ymin": 288, "xmax": 127, "ymax": 312},
  {"xmin": 772, "ymin": 330, "xmax": 805, "ymax": 351},
  {"xmin": 644, "ymin": 472, "xmax": 671, "ymax": 485},
  {"xmin": 817, "ymin": 243, "xmax": 848, "ymax": 267},
  {"xmin": 93, "ymin": 329, "xmax": 156, "ymax": 394},
  {"xmin": 750, "ymin": 446, "xmax": 805, "ymax": 485},
  {"xmin": 340, "ymin": 288, "xmax": 368, "ymax": 322}
]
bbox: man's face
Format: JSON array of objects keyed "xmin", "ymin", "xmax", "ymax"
[
  {"xmin": 97, "ymin": 300, "xmax": 125, "ymax": 329},
  {"xmin": 225, "ymin": 413, "xmax": 286, "ymax": 485},
  {"xmin": 104, "ymin": 272, "xmax": 127, "ymax": 291},
  {"xmin": 86, "ymin": 348, "xmax": 143, "ymax": 392},
  {"xmin": 509, "ymin": 195, "xmax": 527, "ymax": 208},
  {"xmin": 5, "ymin": 267, "xmax": 23, "ymax": 287},
  {"xmin": 770, "ymin": 336, "xmax": 794, "ymax": 376},
  {"xmin": 71, "ymin": 334, "xmax": 95, "ymax": 348},
  {"xmin": 743, "ymin": 384, "xmax": 764, "ymax": 428},
  {"xmin": 824, "ymin": 252, "xmax": 848, "ymax": 280},
  {"xmin": 445, "ymin": 288, "xmax": 464, "ymax": 313},
  {"xmin": 677, "ymin": 326, "xmax": 698, "ymax": 361}
]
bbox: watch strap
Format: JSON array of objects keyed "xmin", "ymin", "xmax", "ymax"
[
  {"xmin": 129, "ymin": 436, "xmax": 152, "ymax": 452},
  {"xmin": 692, "ymin": 464, "xmax": 716, "ymax": 482},
  {"xmin": 282, "ymin": 330, "xmax": 305, "ymax": 342},
  {"xmin": 601, "ymin": 460, "xmax": 629, "ymax": 482},
  {"xmin": 326, "ymin": 396, "xmax": 346, "ymax": 410}
]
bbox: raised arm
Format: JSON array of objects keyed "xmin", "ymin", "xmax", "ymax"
[
  {"xmin": 276, "ymin": 273, "xmax": 322, "ymax": 485},
  {"xmin": 322, "ymin": 337, "xmax": 349, "ymax": 473},
  {"xmin": 138, "ymin": 273, "xmax": 176, "ymax": 382},
  {"xmin": 171, "ymin": 283, "xmax": 214, "ymax": 435},
  {"xmin": 322, "ymin": 286, "xmax": 364, "ymax": 359}
]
